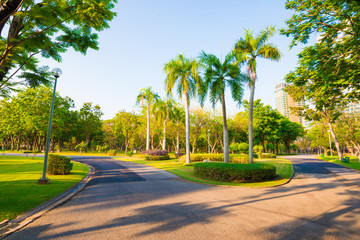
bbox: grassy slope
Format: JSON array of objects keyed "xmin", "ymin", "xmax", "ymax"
[
  {"xmin": 319, "ymin": 156, "xmax": 360, "ymax": 171},
  {"xmin": 0, "ymin": 156, "xmax": 89, "ymax": 222},
  {"xmin": 116, "ymin": 156, "xmax": 293, "ymax": 187}
]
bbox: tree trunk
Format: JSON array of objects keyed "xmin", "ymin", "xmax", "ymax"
[
  {"xmin": 221, "ymin": 94, "xmax": 229, "ymax": 163},
  {"xmin": 328, "ymin": 122, "xmax": 342, "ymax": 160},
  {"xmin": 176, "ymin": 130, "xmax": 179, "ymax": 154},
  {"xmin": 162, "ymin": 119, "xmax": 167, "ymax": 150},
  {"xmin": 248, "ymin": 77, "xmax": 256, "ymax": 164},
  {"xmin": 146, "ymin": 102, "xmax": 150, "ymax": 150},
  {"xmin": 184, "ymin": 93, "xmax": 191, "ymax": 164}
]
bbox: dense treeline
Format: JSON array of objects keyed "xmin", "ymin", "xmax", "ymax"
[{"xmin": 0, "ymin": 86, "xmax": 304, "ymax": 155}]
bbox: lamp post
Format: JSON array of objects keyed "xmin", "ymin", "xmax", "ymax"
[
  {"xmin": 38, "ymin": 68, "xmax": 62, "ymax": 184},
  {"xmin": 207, "ymin": 129, "xmax": 210, "ymax": 154},
  {"xmin": 327, "ymin": 130, "xmax": 333, "ymax": 159}
]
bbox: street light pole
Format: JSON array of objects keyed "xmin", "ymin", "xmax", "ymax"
[
  {"xmin": 38, "ymin": 68, "xmax": 62, "ymax": 185},
  {"xmin": 327, "ymin": 130, "xmax": 333, "ymax": 159}
]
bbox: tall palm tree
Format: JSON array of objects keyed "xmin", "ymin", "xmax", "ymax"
[
  {"xmin": 200, "ymin": 50, "xmax": 247, "ymax": 163},
  {"xmin": 153, "ymin": 97, "xmax": 175, "ymax": 150},
  {"xmin": 164, "ymin": 54, "xmax": 203, "ymax": 164},
  {"xmin": 172, "ymin": 104, "xmax": 185, "ymax": 154},
  {"xmin": 234, "ymin": 26, "xmax": 281, "ymax": 163},
  {"xmin": 136, "ymin": 87, "xmax": 159, "ymax": 151}
]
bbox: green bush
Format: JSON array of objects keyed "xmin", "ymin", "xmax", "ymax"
[
  {"xmin": 47, "ymin": 154, "xmax": 73, "ymax": 175},
  {"xmin": 108, "ymin": 150, "xmax": 117, "ymax": 156},
  {"xmin": 260, "ymin": 153, "xmax": 276, "ymax": 158},
  {"xmin": 231, "ymin": 154, "xmax": 249, "ymax": 164},
  {"xmin": 229, "ymin": 143, "xmax": 239, "ymax": 153},
  {"xmin": 238, "ymin": 143, "xmax": 249, "ymax": 153},
  {"xmin": 194, "ymin": 162, "xmax": 276, "ymax": 182},
  {"xmin": 144, "ymin": 155, "xmax": 170, "ymax": 160},
  {"xmin": 179, "ymin": 153, "xmax": 255, "ymax": 162},
  {"xmin": 126, "ymin": 151, "xmax": 134, "ymax": 157}
]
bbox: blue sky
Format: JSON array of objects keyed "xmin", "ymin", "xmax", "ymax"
[{"xmin": 40, "ymin": 0, "xmax": 315, "ymax": 120}]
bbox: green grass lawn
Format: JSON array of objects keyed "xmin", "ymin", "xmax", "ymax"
[
  {"xmin": 116, "ymin": 156, "xmax": 293, "ymax": 187},
  {"xmin": 319, "ymin": 156, "xmax": 360, "ymax": 171},
  {"xmin": 0, "ymin": 155, "xmax": 89, "ymax": 222}
]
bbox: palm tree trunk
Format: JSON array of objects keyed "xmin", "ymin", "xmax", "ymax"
[
  {"xmin": 146, "ymin": 102, "xmax": 150, "ymax": 150},
  {"xmin": 221, "ymin": 94, "xmax": 229, "ymax": 163},
  {"xmin": 162, "ymin": 119, "xmax": 167, "ymax": 150},
  {"xmin": 248, "ymin": 79, "xmax": 255, "ymax": 164},
  {"xmin": 184, "ymin": 93, "xmax": 191, "ymax": 164}
]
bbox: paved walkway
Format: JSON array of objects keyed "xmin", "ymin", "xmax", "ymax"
[{"xmin": 7, "ymin": 155, "xmax": 360, "ymax": 240}]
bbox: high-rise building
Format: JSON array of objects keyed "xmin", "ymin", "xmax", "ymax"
[{"xmin": 275, "ymin": 83, "xmax": 307, "ymax": 126}]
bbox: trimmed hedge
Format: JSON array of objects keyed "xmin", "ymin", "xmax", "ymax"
[
  {"xmin": 260, "ymin": 153, "xmax": 276, "ymax": 159},
  {"xmin": 144, "ymin": 155, "xmax": 170, "ymax": 160},
  {"xmin": 108, "ymin": 150, "xmax": 117, "ymax": 156},
  {"xmin": 47, "ymin": 154, "xmax": 73, "ymax": 175},
  {"xmin": 194, "ymin": 162, "xmax": 276, "ymax": 182},
  {"xmin": 179, "ymin": 153, "xmax": 258, "ymax": 163},
  {"xmin": 142, "ymin": 149, "xmax": 168, "ymax": 156}
]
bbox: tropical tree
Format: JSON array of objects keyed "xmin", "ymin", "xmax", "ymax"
[
  {"xmin": 234, "ymin": 26, "xmax": 281, "ymax": 163},
  {"xmin": 199, "ymin": 50, "xmax": 247, "ymax": 163},
  {"xmin": 152, "ymin": 97, "xmax": 175, "ymax": 150},
  {"xmin": 164, "ymin": 54, "xmax": 203, "ymax": 163},
  {"xmin": 0, "ymin": 0, "xmax": 117, "ymax": 96},
  {"xmin": 136, "ymin": 87, "xmax": 159, "ymax": 151}
]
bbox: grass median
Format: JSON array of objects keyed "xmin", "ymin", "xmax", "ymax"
[
  {"xmin": 116, "ymin": 156, "xmax": 293, "ymax": 187},
  {"xmin": 0, "ymin": 155, "xmax": 89, "ymax": 222},
  {"xmin": 319, "ymin": 156, "xmax": 360, "ymax": 171}
]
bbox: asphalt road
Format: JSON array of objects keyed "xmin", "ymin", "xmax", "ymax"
[{"xmin": 7, "ymin": 155, "xmax": 360, "ymax": 240}]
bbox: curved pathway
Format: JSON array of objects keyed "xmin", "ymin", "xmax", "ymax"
[{"xmin": 7, "ymin": 155, "xmax": 360, "ymax": 240}]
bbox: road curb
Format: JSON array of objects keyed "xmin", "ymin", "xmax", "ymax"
[{"xmin": 0, "ymin": 161, "xmax": 95, "ymax": 239}]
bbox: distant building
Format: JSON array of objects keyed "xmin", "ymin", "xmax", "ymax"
[{"xmin": 275, "ymin": 83, "xmax": 308, "ymax": 127}]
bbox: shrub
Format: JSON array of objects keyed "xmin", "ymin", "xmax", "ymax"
[
  {"xmin": 194, "ymin": 162, "xmax": 276, "ymax": 182},
  {"xmin": 260, "ymin": 153, "xmax": 276, "ymax": 158},
  {"xmin": 175, "ymin": 152, "xmax": 185, "ymax": 158},
  {"xmin": 229, "ymin": 143, "xmax": 239, "ymax": 153},
  {"xmin": 182, "ymin": 163, "xmax": 194, "ymax": 166},
  {"xmin": 179, "ymin": 153, "xmax": 252, "ymax": 163},
  {"xmin": 231, "ymin": 154, "xmax": 249, "ymax": 164},
  {"xmin": 238, "ymin": 143, "xmax": 249, "ymax": 153},
  {"xmin": 47, "ymin": 154, "xmax": 73, "ymax": 175},
  {"xmin": 108, "ymin": 150, "xmax": 117, "ymax": 156},
  {"xmin": 144, "ymin": 155, "xmax": 170, "ymax": 160},
  {"xmin": 126, "ymin": 151, "xmax": 134, "ymax": 157},
  {"xmin": 142, "ymin": 149, "xmax": 168, "ymax": 156}
]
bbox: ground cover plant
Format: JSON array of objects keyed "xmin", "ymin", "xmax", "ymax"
[
  {"xmin": 116, "ymin": 155, "xmax": 293, "ymax": 187},
  {"xmin": 0, "ymin": 156, "xmax": 89, "ymax": 222},
  {"xmin": 319, "ymin": 156, "xmax": 360, "ymax": 171},
  {"xmin": 194, "ymin": 162, "xmax": 276, "ymax": 182},
  {"xmin": 178, "ymin": 153, "xmax": 257, "ymax": 163}
]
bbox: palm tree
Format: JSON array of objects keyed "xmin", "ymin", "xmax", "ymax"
[
  {"xmin": 153, "ymin": 97, "xmax": 175, "ymax": 151},
  {"xmin": 200, "ymin": 50, "xmax": 247, "ymax": 163},
  {"xmin": 164, "ymin": 54, "xmax": 203, "ymax": 164},
  {"xmin": 234, "ymin": 26, "xmax": 281, "ymax": 163},
  {"xmin": 136, "ymin": 87, "xmax": 159, "ymax": 151},
  {"xmin": 172, "ymin": 104, "xmax": 185, "ymax": 154}
]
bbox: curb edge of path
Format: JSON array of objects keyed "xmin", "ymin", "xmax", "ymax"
[{"xmin": 0, "ymin": 161, "xmax": 95, "ymax": 239}]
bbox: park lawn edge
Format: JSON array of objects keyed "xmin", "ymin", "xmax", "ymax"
[
  {"xmin": 115, "ymin": 157, "xmax": 294, "ymax": 188},
  {"xmin": 0, "ymin": 156, "xmax": 90, "ymax": 222},
  {"xmin": 318, "ymin": 155, "xmax": 360, "ymax": 171}
]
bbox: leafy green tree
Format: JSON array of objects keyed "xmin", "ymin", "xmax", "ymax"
[
  {"xmin": 234, "ymin": 26, "xmax": 281, "ymax": 163},
  {"xmin": 164, "ymin": 54, "xmax": 203, "ymax": 163},
  {"xmin": 113, "ymin": 110, "xmax": 140, "ymax": 155},
  {"xmin": 0, "ymin": 0, "xmax": 117, "ymax": 95},
  {"xmin": 78, "ymin": 102, "xmax": 103, "ymax": 150},
  {"xmin": 199, "ymin": 50, "xmax": 247, "ymax": 163},
  {"xmin": 136, "ymin": 87, "xmax": 159, "ymax": 151},
  {"xmin": 281, "ymin": 0, "xmax": 360, "ymax": 99},
  {"xmin": 153, "ymin": 98, "xmax": 175, "ymax": 150}
]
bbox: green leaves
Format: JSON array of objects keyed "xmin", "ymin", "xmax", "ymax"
[{"xmin": 0, "ymin": 0, "xmax": 117, "ymax": 92}]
